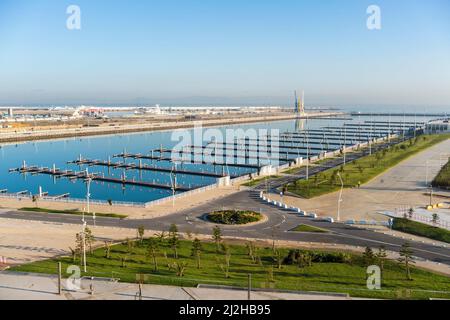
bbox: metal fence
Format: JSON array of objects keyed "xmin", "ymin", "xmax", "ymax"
[
  {"xmin": 0, "ymin": 192, "xmax": 147, "ymax": 208},
  {"xmin": 389, "ymin": 211, "xmax": 450, "ymax": 230}
]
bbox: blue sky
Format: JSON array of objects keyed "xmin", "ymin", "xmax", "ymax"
[{"xmin": 0, "ymin": 0, "xmax": 449, "ymax": 107}]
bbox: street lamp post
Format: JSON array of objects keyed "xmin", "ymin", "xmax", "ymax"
[
  {"xmin": 337, "ymin": 172, "xmax": 344, "ymax": 222},
  {"xmin": 343, "ymin": 126, "xmax": 347, "ymax": 166},
  {"xmin": 83, "ymin": 168, "xmax": 92, "ymax": 273}
]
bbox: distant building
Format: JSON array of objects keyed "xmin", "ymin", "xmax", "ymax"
[
  {"xmin": 7, "ymin": 108, "xmax": 13, "ymax": 118},
  {"xmin": 426, "ymin": 119, "xmax": 450, "ymax": 134}
]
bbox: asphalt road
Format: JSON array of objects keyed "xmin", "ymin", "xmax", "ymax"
[
  {"xmin": 2, "ymin": 135, "xmax": 449, "ymax": 265},
  {"xmin": 1, "ymin": 189, "xmax": 449, "ymax": 265}
]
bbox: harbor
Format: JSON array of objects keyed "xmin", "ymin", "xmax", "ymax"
[{"xmin": 1, "ymin": 114, "xmax": 427, "ymax": 207}]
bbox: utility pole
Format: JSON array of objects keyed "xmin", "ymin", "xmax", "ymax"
[
  {"xmin": 82, "ymin": 219, "xmax": 87, "ymax": 273},
  {"xmin": 82, "ymin": 168, "xmax": 91, "ymax": 274},
  {"xmin": 343, "ymin": 126, "xmax": 347, "ymax": 166},
  {"xmin": 429, "ymin": 185, "xmax": 433, "ymax": 207},
  {"xmin": 306, "ymin": 131, "xmax": 309, "ymax": 180},
  {"xmin": 58, "ymin": 262, "xmax": 62, "ymax": 295}
]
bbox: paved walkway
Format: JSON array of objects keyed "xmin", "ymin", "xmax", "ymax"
[
  {"xmin": 0, "ymin": 271, "xmax": 352, "ymax": 300},
  {"xmin": 270, "ymin": 138, "xmax": 450, "ymax": 222}
]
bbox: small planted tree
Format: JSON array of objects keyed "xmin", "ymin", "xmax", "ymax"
[
  {"xmin": 191, "ymin": 238, "xmax": 202, "ymax": 269},
  {"xmin": 398, "ymin": 242, "xmax": 415, "ymax": 281},
  {"xmin": 156, "ymin": 231, "xmax": 166, "ymax": 243},
  {"xmin": 273, "ymin": 249, "xmax": 283, "ymax": 270},
  {"xmin": 147, "ymin": 237, "xmax": 159, "ymax": 272},
  {"xmin": 246, "ymin": 241, "xmax": 256, "ymax": 263},
  {"xmin": 219, "ymin": 243, "xmax": 232, "ymax": 278},
  {"xmin": 170, "ymin": 261, "xmax": 188, "ymax": 277},
  {"xmin": 168, "ymin": 224, "xmax": 179, "ymax": 259},
  {"xmin": 32, "ymin": 195, "xmax": 38, "ymax": 207},
  {"xmin": 137, "ymin": 225, "xmax": 145, "ymax": 245},
  {"xmin": 408, "ymin": 208, "xmax": 414, "ymax": 220},
  {"xmin": 297, "ymin": 251, "xmax": 312, "ymax": 268},
  {"xmin": 266, "ymin": 266, "xmax": 275, "ymax": 288},
  {"xmin": 126, "ymin": 237, "xmax": 134, "ymax": 255},
  {"xmin": 75, "ymin": 232, "xmax": 84, "ymax": 266},
  {"xmin": 85, "ymin": 227, "xmax": 94, "ymax": 254},
  {"xmin": 69, "ymin": 247, "xmax": 77, "ymax": 263},
  {"xmin": 363, "ymin": 247, "xmax": 375, "ymax": 267},
  {"xmin": 212, "ymin": 226, "xmax": 223, "ymax": 252},
  {"xmin": 432, "ymin": 213, "xmax": 440, "ymax": 225},
  {"xmin": 375, "ymin": 246, "xmax": 388, "ymax": 275},
  {"xmin": 121, "ymin": 255, "xmax": 128, "ymax": 268},
  {"xmin": 104, "ymin": 240, "xmax": 112, "ymax": 259}
]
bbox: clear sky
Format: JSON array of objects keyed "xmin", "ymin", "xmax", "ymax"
[{"xmin": 0, "ymin": 0, "xmax": 449, "ymax": 108}]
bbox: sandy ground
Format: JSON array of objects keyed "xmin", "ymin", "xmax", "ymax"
[
  {"xmin": 269, "ymin": 138, "xmax": 450, "ymax": 222},
  {"xmin": 0, "ymin": 218, "xmax": 139, "ymax": 266}
]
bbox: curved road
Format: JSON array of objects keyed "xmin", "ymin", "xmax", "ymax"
[{"xmin": 1, "ymin": 189, "xmax": 449, "ymax": 266}]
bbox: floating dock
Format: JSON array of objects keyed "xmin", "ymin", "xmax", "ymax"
[
  {"xmin": 10, "ymin": 166, "xmax": 192, "ymax": 191},
  {"xmin": 113, "ymin": 153, "xmax": 263, "ymax": 169},
  {"xmin": 69, "ymin": 158, "xmax": 233, "ymax": 178}
]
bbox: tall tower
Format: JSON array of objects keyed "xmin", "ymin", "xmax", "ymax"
[
  {"xmin": 299, "ymin": 91, "xmax": 305, "ymax": 115},
  {"xmin": 294, "ymin": 90, "xmax": 305, "ymax": 115}
]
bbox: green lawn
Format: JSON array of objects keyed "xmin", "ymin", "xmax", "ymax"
[
  {"xmin": 10, "ymin": 237, "xmax": 450, "ymax": 299},
  {"xmin": 19, "ymin": 207, "xmax": 128, "ymax": 219},
  {"xmin": 242, "ymin": 175, "xmax": 282, "ymax": 187},
  {"xmin": 433, "ymin": 158, "xmax": 450, "ymax": 189},
  {"xmin": 287, "ymin": 134, "xmax": 450, "ymax": 198},
  {"xmin": 392, "ymin": 218, "xmax": 450, "ymax": 244},
  {"xmin": 291, "ymin": 224, "xmax": 329, "ymax": 233}
]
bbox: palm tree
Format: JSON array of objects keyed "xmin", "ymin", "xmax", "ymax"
[
  {"xmin": 32, "ymin": 195, "xmax": 38, "ymax": 207},
  {"xmin": 212, "ymin": 226, "xmax": 223, "ymax": 252},
  {"xmin": 156, "ymin": 231, "xmax": 166, "ymax": 243},
  {"xmin": 147, "ymin": 237, "xmax": 159, "ymax": 272},
  {"xmin": 191, "ymin": 238, "xmax": 202, "ymax": 269},
  {"xmin": 398, "ymin": 242, "xmax": 415, "ymax": 281}
]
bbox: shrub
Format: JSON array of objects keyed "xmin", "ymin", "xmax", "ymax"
[
  {"xmin": 207, "ymin": 210, "xmax": 262, "ymax": 225},
  {"xmin": 282, "ymin": 250, "xmax": 352, "ymax": 265}
]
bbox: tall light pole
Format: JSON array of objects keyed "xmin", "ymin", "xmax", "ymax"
[
  {"xmin": 343, "ymin": 126, "xmax": 347, "ymax": 166},
  {"xmin": 83, "ymin": 168, "xmax": 91, "ymax": 273},
  {"xmin": 306, "ymin": 128, "xmax": 309, "ymax": 181},
  {"xmin": 337, "ymin": 172, "xmax": 344, "ymax": 222},
  {"xmin": 170, "ymin": 164, "xmax": 177, "ymax": 208}
]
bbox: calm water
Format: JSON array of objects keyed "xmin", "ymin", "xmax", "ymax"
[{"xmin": 0, "ymin": 115, "xmax": 432, "ymax": 204}]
